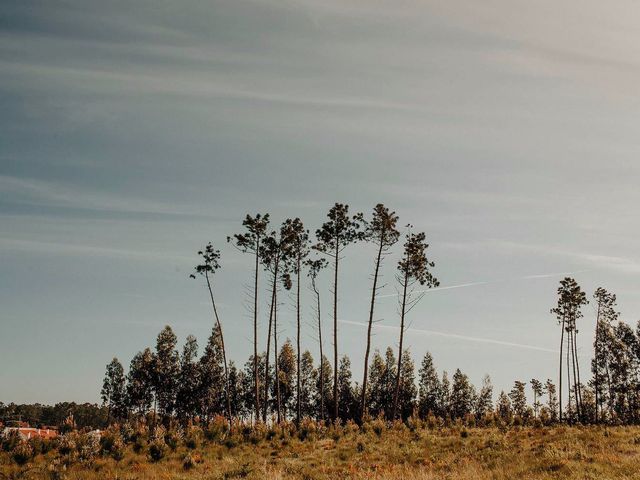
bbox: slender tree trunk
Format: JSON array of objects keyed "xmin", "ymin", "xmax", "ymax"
[
  {"xmin": 392, "ymin": 270, "xmax": 409, "ymax": 420},
  {"xmin": 594, "ymin": 301, "xmax": 601, "ymax": 422},
  {"xmin": 263, "ymin": 259, "xmax": 279, "ymax": 422},
  {"xmin": 570, "ymin": 328, "xmax": 580, "ymax": 420},
  {"xmin": 253, "ymin": 240, "xmax": 261, "ymax": 422},
  {"xmin": 333, "ymin": 242, "xmax": 339, "ymax": 421},
  {"xmin": 313, "ymin": 277, "xmax": 324, "ymax": 421},
  {"xmin": 360, "ymin": 240, "xmax": 385, "ymax": 421},
  {"xmin": 559, "ymin": 317, "xmax": 565, "ymax": 422},
  {"xmin": 205, "ymin": 272, "xmax": 232, "ymax": 423},
  {"xmin": 573, "ymin": 328, "xmax": 584, "ymax": 420},
  {"xmin": 296, "ymin": 254, "xmax": 302, "ymax": 427},
  {"xmin": 274, "ymin": 281, "xmax": 282, "ymax": 423},
  {"xmin": 566, "ymin": 330, "xmax": 572, "ymax": 422}
]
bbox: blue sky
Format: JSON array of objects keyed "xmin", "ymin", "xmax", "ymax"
[{"xmin": 1, "ymin": 0, "xmax": 640, "ymax": 404}]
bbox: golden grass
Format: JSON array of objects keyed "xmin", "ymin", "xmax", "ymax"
[{"xmin": 3, "ymin": 425, "xmax": 640, "ymax": 479}]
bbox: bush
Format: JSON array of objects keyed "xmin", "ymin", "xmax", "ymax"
[
  {"xmin": 164, "ymin": 429, "xmax": 183, "ymax": 451},
  {"xmin": 2, "ymin": 430, "xmax": 21, "ymax": 452},
  {"xmin": 12, "ymin": 441, "xmax": 34, "ymax": 465},
  {"xmin": 57, "ymin": 434, "xmax": 77, "ymax": 456},
  {"xmin": 148, "ymin": 438, "xmax": 167, "ymax": 462},
  {"xmin": 204, "ymin": 416, "xmax": 229, "ymax": 442}
]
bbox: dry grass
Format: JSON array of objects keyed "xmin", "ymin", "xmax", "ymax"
[{"xmin": 3, "ymin": 425, "xmax": 640, "ymax": 479}]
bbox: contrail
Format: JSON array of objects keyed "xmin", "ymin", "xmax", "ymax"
[
  {"xmin": 378, "ymin": 270, "xmax": 588, "ymax": 299},
  {"xmin": 339, "ymin": 319, "xmax": 557, "ymax": 353}
]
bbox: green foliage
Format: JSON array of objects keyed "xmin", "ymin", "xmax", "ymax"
[{"xmin": 11, "ymin": 441, "xmax": 33, "ymax": 466}]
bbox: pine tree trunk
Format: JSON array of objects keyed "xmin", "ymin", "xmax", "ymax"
[
  {"xmin": 296, "ymin": 254, "xmax": 302, "ymax": 427},
  {"xmin": 566, "ymin": 331, "xmax": 572, "ymax": 422},
  {"xmin": 594, "ymin": 301, "xmax": 601, "ymax": 422},
  {"xmin": 263, "ymin": 259, "xmax": 279, "ymax": 422},
  {"xmin": 253, "ymin": 241, "xmax": 261, "ymax": 422},
  {"xmin": 361, "ymin": 240, "xmax": 384, "ymax": 421},
  {"xmin": 392, "ymin": 270, "xmax": 409, "ymax": 420},
  {"xmin": 205, "ymin": 272, "xmax": 232, "ymax": 423},
  {"xmin": 559, "ymin": 317, "xmax": 565, "ymax": 422},
  {"xmin": 274, "ymin": 282, "xmax": 282, "ymax": 423},
  {"xmin": 313, "ymin": 277, "xmax": 324, "ymax": 422},
  {"xmin": 573, "ymin": 328, "xmax": 584, "ymax": 420},
  {"xmin": 333, "ymin": 241, "xmax": 339, "ymax": 421}
]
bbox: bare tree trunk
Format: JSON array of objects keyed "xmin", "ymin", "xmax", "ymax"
[
  {"xmin": 594, "ymin": 301, "xmax": 601, "ymax": 423},
  {"xmin": 312, "ymin": 277, "xmax": 324, "ymax": 421},
  {"xmin": 573, "ymin": 328, "xmax": 584, "ymax": 420},
  {"xmin": 253, "ymin": 241, "xmax": 261, "ymax": 422},
  {"xmin": 274, "ymin": 282, "xmax": 282, "ymax": 423},
  {"xmin": 392, "ymin": 270, "xmax": 409, "ymax": 420},
  {"xmin": 361, "ymin": 240, "xmax": 384, "ymax": 421},
  {"xmin": 296, "ymin": 255, "xmax": 302, "ymax": 427},
  {"xmin": 566, "ymin": 330, "xmax": 572, "ymax": 422},
  {"xmin": 333, "ymin": 241, "xmax": 339, "ymax": 421},
  {"xmin": 559, "ymin": 317, "xmax": 565, "ymax": 422},
  {"xmin": 263, "ymin": 260, "xmax": 279, "ymax": 422},
  {"xmin": 570, "ymin": 328, "xmax": 580, "ymax": 420},
  {"xmin": 205, "ymin": 272, "xmax": 232, "ymax": 423}
]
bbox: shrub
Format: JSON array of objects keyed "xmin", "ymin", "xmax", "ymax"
[
  {"xmin": 460, "ymin": 428, "xmax": 469, "ymax": 438},
  {"xmin": 183, "ymin": 453, "xmax": 196, "ymax": 470},
  {"xmin": 2, "ymin": 430, "xmax": 21, "ymax": 452},
  {"xmin": 12, "ymin": 441, "xmax": 34, "ymax": 466},
  {"xmin": 57, "ymin": 434, "xmax": 77, "ymax": 456},
  {"xmin": 164, "ymin": 429, "xmax": 183, "ymax": 451},
  {"xmin": 77, "ymin": 432, "xmax": 101, "ymax": 464},
  {"xmin": 148, "ymin": 438, "xmax": 167, "ymax": 462},
  {"xmin": 204, "ymin": 416, "xmax": 229, "ymax": 442}
]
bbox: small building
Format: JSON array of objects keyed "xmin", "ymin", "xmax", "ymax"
[{"xmin": 2, "ymin": 427, "xmax": 59, "ymax": 441}]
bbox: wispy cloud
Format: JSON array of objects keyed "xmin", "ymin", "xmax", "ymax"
[
  {"xmin": 339, "ymin": 319, "xmax": 557, "ymax": 353},
  {"xmin": 378, "ymin": 271, "xmax": 586, "ymax": 299}
]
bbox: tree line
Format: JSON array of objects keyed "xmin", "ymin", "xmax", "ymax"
[{"xmin": 99, "ymin": 203, "xmax": 640, "ymax": 426}]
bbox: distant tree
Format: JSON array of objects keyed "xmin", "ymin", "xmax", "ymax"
[
  {"xmin": 125, "ymin": 348, "xmax": 154, "ymax": 415},
  {"xmin": 299, "ymin": 351, "xmax": 316, "ymax": 418},
  {"xmin": 418, "ymin": 352, "xmax": 440, "ymax": 418},
  {"xmin": 396, "ymin": 350, "xmax": 417, "ymax": 419},
  {"xmin": 305, "ymin": 257, "xmax": 328, "ymax": 420},
  {"xmin": 450, "ymin": 369, "xmax": 475, "ymax": 419},
  {"xmin": 176, "ymin": 335, "xmax": 200, "ymax": 422},
  {"xmin": 438, "ymin": 371, "xmax": 451, "ymax": 419},
  {"xmin": 551, "ymin": 277, "xmax": 588, "ymax": 421},
  {"xmin": 367, "ymin": 350, "xmax": 387, "ymax": 418},
  {"xmin": 261, "ymin": 221, "xmax": 295, "ymax": 423},
  {"xmin": 101, "ymin": 358, "xmax": 127, "ymax": 421},
  {"xmin": 392, "ymin": 229, "xmax": 439, "ymax": 419},
  {"xmin": 475, "ymin": 375, "xmax": 493, "ymax": 419},
  {"xmin": 592, "ymin": 287, "xmax": 618, "ymax": 422},
  {"xmin": 496, "ymin": 390, "xmax": 513, "ymax": 423},
  {"xmin": 314, "ymin": 203, "xmax": 364, "ymax": 419},
  {"xmin": 153, "ymin": 326, "xmax": 180, "ymax": 419},
  {"xmin": 530, "ymin": 379, "xmax": 543, "ymax": 418},
  {"xmin": 199, "ymin": 325, "xmax": 225, "ymax": 420},
  {"xmin": 509, "ymin": 381, "xmax": 527, "ymax": 418},
  {"xmin": 242, "ymin": 354, "xmax": 266, "ymax": 422},
  {"xmin": 190, "ymin": 243, "xmax": 232, "ymax": 421},
  {"xmin": 314, "ymin": 356, "xmax": 333, "ymax": 420},
  {"xmin": 281, "ymin": 218, "xmax": 310, "ymax": 426},
  {"xmin": 360, "ymin": 204, "xmax": 400, "ymax": 419},
  {"xmin": 274, "ymin": 340, "xmax": 296, "ymax": 419},
  {"xmin": 228, "ymin": 213, "xmax": 270, "ymax": 421},
  {"xmin": 227, "ymin": 361, "xmax": 245, "ymax": 419},
  {"xmin": 544, "ymin": 379, "xmax": 558, "ymax": 421},
  {"xmin": 337, "ymin": 356, "xmax": 357, "ymax": 421}
]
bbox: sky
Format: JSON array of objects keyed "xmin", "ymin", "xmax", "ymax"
[{"xmin": 1, "ymin": 0, "xmax": 640, "ymax": 405}]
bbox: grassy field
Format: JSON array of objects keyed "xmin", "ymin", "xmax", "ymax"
[{"xmin": 2, "ymin": 423, "xmax": 640, "ymax": 479}]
